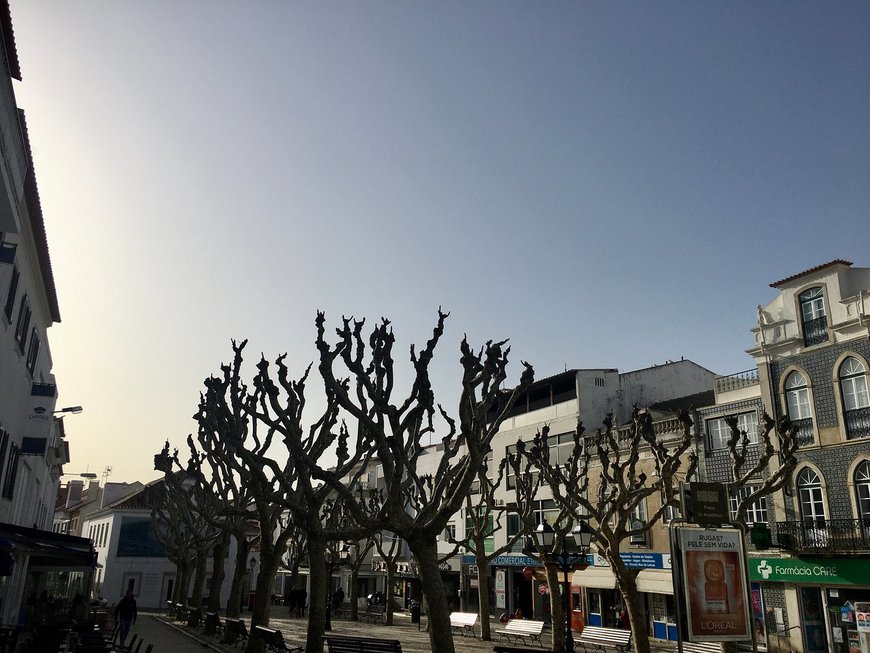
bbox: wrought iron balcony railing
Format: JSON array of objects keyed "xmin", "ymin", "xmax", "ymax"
[
  {"xmin": 845, "ymin": 406, "xmax": 870, "ymax": 440},
  {"xmin": 714, "ymin": 369, "xmax": 760, "ymax": 394},
  {"xmin": 802, "ymin": 315, "xmax": 828, "ymax": 347},
  {"xmin": 791, "ymin": 417, "xmax": 815, "ymax": 446},
  {"xmin": 775, "ymin": 518, "xmax": 870, "ymax": 552}
]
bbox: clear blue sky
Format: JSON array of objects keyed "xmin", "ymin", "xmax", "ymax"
[{"xmin": 10, "ymin": 1, "xmax": 870, "ymax": 483}]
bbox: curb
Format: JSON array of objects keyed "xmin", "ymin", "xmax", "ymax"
[{"xmin": 155, "ymin": 616, "xmax": 229, "ymax": 652}]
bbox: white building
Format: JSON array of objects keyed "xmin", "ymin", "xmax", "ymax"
[
  {"xmin": 82, "ymin": 479, "xmax": 238, "ymax": 611},
  {"xmin": 0, "ymin": 0, "xmax": 92, "ymax": 627}
]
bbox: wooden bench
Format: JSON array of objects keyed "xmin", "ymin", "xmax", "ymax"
[
  {"xmin": 253, "ymin": 625, "xmax": 302, "ymax": 653},
  {"xmin": 222, "ymin": 618, "xmax": 249, "ymax": 647},
  {"xmin": 680, "ymin": 642, "xmax": 722, "ymax": 653},
  {"xmin": 324, "ymin": 635, "xmax": 402, "ymax": 653},
  {"xmin": 576, "ymin": 625, "xmax": 632, "ymax": 653},
  {"xmin": 494, "ymin": 619, "xmax": 546, "ymax": 646},
  {"xmin": 359, "ymin": 604, "xmax": 386, "ymax": 623},
  {"xmin": 450, "ymin": 612, "xmax": 478, "ymax": 637}
]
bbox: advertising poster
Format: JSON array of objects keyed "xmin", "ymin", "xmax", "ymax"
[
  {"xmin": 495, "ymin": 569, "xmax": 506, "ymax": 609},
  {"xmin": 679, "ymin": 527, "xmax": 751, "ymax": 641}
]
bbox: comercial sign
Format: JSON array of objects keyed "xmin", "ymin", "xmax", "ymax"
[
  {"xmin": 679, "ymin": 526, "xmax": 751, "ymax": 642},
  {"xmin": 620, "ymin": 552, "xmax": 672, "ymax": 569},
  {"xmin": 750, "ymin": 557, "xmax": 870, "ymax": 585}
]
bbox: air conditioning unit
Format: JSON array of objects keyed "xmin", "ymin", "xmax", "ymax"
[{"xmin": 496, "ymin": 499, "xmax": 505, "ymax": 506}]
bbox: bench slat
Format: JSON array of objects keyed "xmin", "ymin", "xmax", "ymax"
[
  {"xmin": 576, "ymin": 625, "xmax": 632, "ymax": 653},
  {"xmin": 495, "ymin": 619, "xmax": 546, "ymax": 647},
  {"xmin": 325, "ymin": 635, "xmax": 402, "ymax": 653}
]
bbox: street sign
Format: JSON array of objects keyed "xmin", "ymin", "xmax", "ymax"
[{"xmin": 683, "ymin": 482, "xmax": 730, "ymax": 526}]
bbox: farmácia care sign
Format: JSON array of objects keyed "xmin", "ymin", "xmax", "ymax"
[{"xmin": 750, "ymin": 557, "xmax": 870, "ymax": 585}]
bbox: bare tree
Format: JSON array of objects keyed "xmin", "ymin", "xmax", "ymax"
[
  {"xmin": 151, "ymin": 446, "xmax": 222, "ymax": 609},
  {"xmin": 195, "ymin": 339, "xmax": 378, "ymax": 653},
  {"xmin": 310, "ymin": 311, "xmax": 534, "ymax": 653},
  {"xmin": 188, "ymin": 401, "xmax": 259, "ymax": 619},
  {"xmin": 516, "ymin": 408, "xmax": 797, "ymax": 653},
  {"xmin": 346, "ymin": 536, "xmax": 375, "ymax": 621},
  {"xmin": 372, "ymin": 531, "xmax": 404, "ymax": 625},
  {"xmin": 457, "ymin": 456, "xmax": 536, "ymax": 640}
]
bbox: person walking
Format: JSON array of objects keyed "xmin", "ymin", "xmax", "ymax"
[{"xmin": 114, "ymin": 591, "xmax": 137, "ymax": 647}]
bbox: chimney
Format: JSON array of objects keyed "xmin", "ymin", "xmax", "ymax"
[
  {"xmin": 65, "ymin": 480, "xmax": 84, "ymax": 508},
  {"xmin": 85, "ymin": 480, "xmax": 100, "ymax": 501}
]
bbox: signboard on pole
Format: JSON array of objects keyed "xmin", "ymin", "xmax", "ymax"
[{"xmin": 679, "ymin": 526, "xmax": 752, "ymax": 641}]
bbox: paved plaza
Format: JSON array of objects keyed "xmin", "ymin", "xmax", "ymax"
[{"xmin": 130, "ymin": 610, "xmax": 519, "ymax": 653}]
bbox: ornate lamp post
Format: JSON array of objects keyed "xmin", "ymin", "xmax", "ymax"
[
  {"xmin": 248, "ymin": 556, "xmax": 257, "ymax": 611},
  {"xmin": 528, "ymin": 520, "xmax": 594, "ymax": 653}
]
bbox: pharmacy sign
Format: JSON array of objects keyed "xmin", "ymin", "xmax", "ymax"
[{"xmin": 749, "ymin": 557, "xmax": 870, "ymax": 585}]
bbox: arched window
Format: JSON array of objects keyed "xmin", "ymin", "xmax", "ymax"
[
  {"xmin": 840, "ymin": 357, "xmax": 870, "ymax": 439},
  {"xmin": 797, "ymin": 468, "xmax": 827, "ymax": 546},
  {"xmin": 799, "ymin": 287, "xmax": 828, "ymax": 346},
  {"xmin": 785, "ymin": 371, "xmax": 813, "ymax": 444},
  {"xmin": 855, "ymin": 461, "xmax": 870, "ymax": 526},
  {"xmin": 786, "ymin": 372, "xmax": 810, "ymax": 419}
]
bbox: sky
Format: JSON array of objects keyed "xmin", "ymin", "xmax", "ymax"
[{"xmin": 9, "ymin": 1, "xmax": 870, "ymax": 485}]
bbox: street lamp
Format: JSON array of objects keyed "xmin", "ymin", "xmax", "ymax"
[
  {"xmin": 527, "ymin": 520, "xmax": 594, "ymax": 653},
  {"xmin": 248, "ymin": 556, "xmax": 257, "ymax": 611},
  {"xmin": 54, "ymin": 406, "xmax": 83, "ymax": 414}
]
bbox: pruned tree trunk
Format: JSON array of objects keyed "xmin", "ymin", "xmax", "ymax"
[
  {"xmin": 208, "ymin": 533, "xmax": 229, "ymax": 613},
  {"xmin": 226, "ymin": 537, "xmax": 249, "ymax": 618},
  {"xmin": 191, "ymin": 552, "xmax": 208, "ymax": 608},
  {"xmin": 408, "ymin": 537, "xmax": 451, "ymax": 649},
  {"xmin": 304, "ymin": 538, "xmax": 328, "ymax": 653},
  {"xmin": 610, "ymin": 560, "xmax": 647, "ymax": 653},
  {"xmin": 385, "ymin": 565, "xmax": 396, "ymax": 626},
  {"xmin": 246, "ymin": 558, "xmax": 281, "ymax": 653},
  {"xmin": 477, "ymin": 553, "xmax": 493, "ymax": 640},
  {"xmin": 349, "ymin": 565, "xmax": 360, "ymax": 621},
  {"xmin": 178, "ymin": 559, "xmax": 193, "ymax": 607},
  {"xmin": 545, "ymin": 563, "xmax": 565, "ymax": 653}
]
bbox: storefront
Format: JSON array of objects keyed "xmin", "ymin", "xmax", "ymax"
[
  {"xmin": 576, "ymin": 552, "xmax": 677, "ymax": 640},
  {"xmin": 749, "ymin": 555, "xmax": 870, "ymax": 653},
  {"xmin": 0, "ymin": 522, "xmax": 96, "ymax": 628},
  {"xmin": 463, "ymin": 553, "xmax": 541, "ymax": 620}
]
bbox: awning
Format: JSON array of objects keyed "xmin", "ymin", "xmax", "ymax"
[
  {"xmin": 0, "ymin": 522, "xmax": 96, "ymax": 570},
  {"xmin": 572, "ymin": 566, "xmax": 617, "ymax": 589},
  {"xmin": 636, "ymin": 569, "xmax": 673, "ymax": 595}
]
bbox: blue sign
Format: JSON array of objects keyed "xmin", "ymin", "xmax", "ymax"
[
  {"xmin": 619, "ymin": 552, "xmax": 671, "ymax": 569},
  {"xmin": 465, "ymin": 553, "xmax": 595, "ymax": 567}
]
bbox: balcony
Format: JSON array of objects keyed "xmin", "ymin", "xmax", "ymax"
[
  {"xmin": 714, "ymin": 369, "xmax": 759, "ymax": 394},
  {"xmin": 31, "ymin": 382, "xmax": 57, "ymax": 397},
  {"xmin": 844, "ymin": 406, "xmax": 870, "ymax": 440},
  {"xmin": 802, "ymin": 315, "xmax": 828, "ymax": 347},
  {"xmin": 775, "ymin": 519, "xmax": 870, "ymax": 553},
  {"xmin": 0, "ymin": 240, "xmax": 14, "ymax": 263},
  {"xmin": 791, "ymin": 417, "xmax": 814, "ymax": 446}
]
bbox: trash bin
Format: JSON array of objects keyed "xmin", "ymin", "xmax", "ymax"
[{"xmin": 410, "ymin": 601, "xmax": 421, "ymax": 624}]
